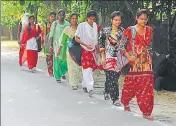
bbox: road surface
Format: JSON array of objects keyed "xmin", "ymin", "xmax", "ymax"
[{"xmin": 1, "ymin": 48, "xmax": 169, "ymax": 126}]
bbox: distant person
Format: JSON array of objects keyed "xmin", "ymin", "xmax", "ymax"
[
  {"xmin": 49, "ymin": 9, "xmax": 70, "ymax": 83},
  {"xmin": 42, "ymin": 11, "xmax": 56, "ymax": 77},
  {"xmin": 75, "ymin": 10, "xmax": 99, "ymax": 97},
  {"xmin": 17, "ymin": 13, "xmax": 29, "ymax": 46},
  {"xmin": 57, "ymin": 13, "xmax": 82, "ymax": 90},
  {"xmin": 99, "ymin": 11, "xmax": 125, "ymax": 106},
  {"xmin": 19, "ymin": 15, "xmax": 42, "ymax": 72},
  {"xmin": 121, "ymin": 9, "xmax": 154, "ymax": 120}
]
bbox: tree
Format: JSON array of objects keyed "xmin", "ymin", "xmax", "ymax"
[{"xmin": 1, "ymin": 1, "xmax": 24, "ymax": 40}]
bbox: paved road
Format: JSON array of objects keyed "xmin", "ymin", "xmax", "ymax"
[{"xmin": 1, "ymin": 50, "xmax": 168, "ymax": 126}]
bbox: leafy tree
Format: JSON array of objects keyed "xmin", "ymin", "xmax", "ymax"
[{"xmin": 1, "ymin": 1, "xmax": 24, "ymax": 40}]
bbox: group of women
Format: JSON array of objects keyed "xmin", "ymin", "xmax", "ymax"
[{"xmin": 18, "ymin": 9, "xmax": 154, "ymax": 120}]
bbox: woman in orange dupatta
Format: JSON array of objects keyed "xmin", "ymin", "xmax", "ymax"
[{"xmin": 19, "ymin": 15, "xmax": 42, "ymax": 72}]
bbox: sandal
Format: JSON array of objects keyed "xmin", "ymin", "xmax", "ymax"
[
  {"xmin": 112, "ymin": 100, "xmax": 121, "ymax": 106},
  {"xmin": 62, "ymin": 75, "xmax": 66, "ymax": 80},
  {"xmin": 103, "ymin": 91, "xmax": 110, "ymax": 100},
  {"xmin": 83, "ymin": 88, "xmax": 88, "ymax": 93},
  {"xmin": 56, "ymin": 79, "xmax": 61, "ymax": 83},
  {"xmin": 88, "ymin": 90, "xmax": 94, "ymax": 97},
  {"xmin": 72, "ymin": 86, "xmax": 78, "ymax": 90}
]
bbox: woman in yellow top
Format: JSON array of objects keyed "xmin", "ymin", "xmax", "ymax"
[{"xmin": 57, "ymin": 13, "xmax": 82, "ymax": 90}]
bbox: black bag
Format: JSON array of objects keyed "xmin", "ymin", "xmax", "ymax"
[
  {"xmin": 68, "ymin": 37, "xmax": 82, "ymax": 66},
  {"xmin": 36, "ymin": 24, "xmax": 42, "ymax": 52},
  {"xmin": 121, "ymin": 64, "xmax": 131, "ymax": 75},
  {"xmin": 37, "ymin": 37, "xmax": 42, "ymax": 52}
]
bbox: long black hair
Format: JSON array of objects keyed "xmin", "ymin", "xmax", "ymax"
[
  {"xmin": 110, "ymin": 11, "xmax": 122, "ymax": 27},
  {"xmin": 87, "ymin": 10, "xmax": 97, "ymax": 18},
  {"xmin": 28, "ymin": 15, "xmax": 35, "ymax": 36},
  {"xmin": 69, "ymin": 12, "xmax": 78, "ymax": 22},
  {"xmin": 134, "ymin": 9, "xmax": 149, "ymax": 25},
  {"xmin": 49, "ymin": 11, "xmax": 56, "ymax": 16}
]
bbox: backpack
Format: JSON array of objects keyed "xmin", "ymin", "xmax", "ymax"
[{"xmin": 36, "ymin": 24, "xmax": 42, "ymax": 52}]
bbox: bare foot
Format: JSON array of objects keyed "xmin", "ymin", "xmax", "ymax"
[
  {"xmin": 124, "ymin": 106, "xmax": 131, "ymax": 112},
  {"xmin": 143, "ymin": 115, "xmax": 155, "ymax": 121}
]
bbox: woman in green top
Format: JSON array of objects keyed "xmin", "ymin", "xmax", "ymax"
[
  {"xmin": 49, "ymin": 9, "xmax": 70, "ymax": 82},
  {"xmin": 57, "ymin": 13, "xmax": 82, "ymax": 90}
]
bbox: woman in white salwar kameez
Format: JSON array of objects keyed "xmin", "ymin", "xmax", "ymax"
[{"xmin": 75, "ymin": 10, "xmax": 100, "ymax": 97}]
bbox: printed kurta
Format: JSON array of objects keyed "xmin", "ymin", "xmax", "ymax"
[
  {"xmin": 59, "ymin": 26, "xmax": 82, "ymax": 87},
  {"xmin": 99, "ymin": 26, "xmax": 124, "ymax": 102},
  {"xmin": 121, "ymin": 26, "xmax": 154, "ymax": 116},
  {"xmin": 49, "ymin": 20, "xmax": 70, "ymax": 80}
]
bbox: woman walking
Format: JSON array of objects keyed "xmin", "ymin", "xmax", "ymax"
[
  {"xmin": 75, "ymin": 10, "xmax": 99, "ymax": 97},
  {"xmin": 49, "ymin": 9, "xmax": 70, "ymax": 82},
  {"xmin": 57, "ymin": 13, "xmax": 82, "ymax": 90},
  {"xmin": 99, "ymin": 11, "xmax": 124, "ymax": 106},
  {"xmin": 121, "ymin": 9, "xmax": 154, "ymax": 120},
  {"xmin": 42, "ymin": 11, "xmax": 56, "ymax": 76},
  {"xmin": 19, "ymin": 15, "xmax": 42, "ymax": 72}
]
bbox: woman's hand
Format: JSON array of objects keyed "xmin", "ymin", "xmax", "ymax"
[
  {"xmin": 49, "ymin": 47, "xmax": 54, "ymax": 54},
  {"xmin": 21, "ymin": 44, "xmax": 26, "ymax": 48},
  {"xmin": 18, "ymin": 40, "xmax": 21, "ymax": 46},
  {"xmin": 128, "ymin": 55, "xmax": 136, "ymax": 62},
  {"xmin": 36, "ymin": 36, "xmax": 40, "ymax": 40},
  {"xmin": 101, "ymin": 57, "xmax": 106, "ymax": 66},
  {"xmin": 85, "ymin": 44, "xmax": 93, "ymax": 50},
  {"xmin": 56, "ymin": 52, "xmax": 60, "ymax": 58}
]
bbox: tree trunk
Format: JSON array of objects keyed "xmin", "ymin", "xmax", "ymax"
[
  {"xmin": 124, "ymin": 0, "xmax": 136, "ymax": 17},
  {"xmin": 9, "ymin": 27, "xmax": 13, "ymax": 40}
]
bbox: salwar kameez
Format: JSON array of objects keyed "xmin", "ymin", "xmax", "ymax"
[
  {"xmin": 75, "ymin": 22, "xmax": 99, "ymax": 93},
  {"xmin": 20, "ymin": 24, "xmax": 42, "ymax": 70},
  {"xmin": 59, "ymin": 26, "xmax": 82, "ymax": 87},
  {"xmin": 121, "ymin": 26, "xmax": 154, "ymax": 116},
  {"xmin": 42, "ymin": 23, "xmax": 53, "ymax": 76},
  {"xmin": 49, "ymin": 20, "xmax": 70, "ymax": 80},
  {"xmin": 99, "ymin": 26, "xmax": 124, "ymax": 103}
]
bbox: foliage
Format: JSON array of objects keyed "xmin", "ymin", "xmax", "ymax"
[
  {"xmin": 1, "ymin": 1, "xmax": 24, "ymax": 27},
  {"xmin": 1, "ymin": 0, "xmax": 176, "ymax": 40}
]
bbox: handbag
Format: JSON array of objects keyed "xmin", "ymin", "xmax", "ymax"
[
  {"xmin": 36, "ymin": 24, "xmax": 42, "ymax": 52},
  {"xmin": 68, "ymin": 37, "xmax": 82, "ymax": 66},
  {"xmin": 120, "ymin": 26, "xmax": 136, "ymax": 75}
]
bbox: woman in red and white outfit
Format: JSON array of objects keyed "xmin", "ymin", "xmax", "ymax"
[
  {"xmin": 19, "ymin": 15, "xmax": 42, "ymax": 72},
  {"xmin": 75, "ymin": 10, "xmax": 99, "ymax": 97},
  {"xmin": 121, "ymin": 9, "xmax": 154, "ymax": 120}
]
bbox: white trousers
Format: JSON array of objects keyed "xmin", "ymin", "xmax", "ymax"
[{"xmin": 82, "ymin": 68, "xmax": 94, "ymax": 92}]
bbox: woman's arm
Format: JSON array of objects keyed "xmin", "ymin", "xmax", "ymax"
[
  {"xmin": 56, "ymin": 33, "xmax": 67, "ymax": 57},
  {"xmin": 99, "ymin": 29, "xmax": 106, "ymax": 65}
]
